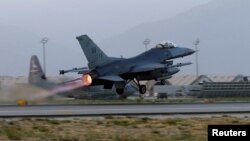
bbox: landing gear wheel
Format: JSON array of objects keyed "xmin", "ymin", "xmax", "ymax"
[
  {"xmin": 132, "ymin": 78, "xmax": 146, "ymax": 98},
  {"xmin": 139, "ymin": 85, "xmax": 147, "ymax": 94},
  {"xmin": 160, "ymin": 80, "xmax": 167, "ymax": 85}
]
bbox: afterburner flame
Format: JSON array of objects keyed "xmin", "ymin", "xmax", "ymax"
[{"xmin": 82, "ymin": 74, "xmax": 92, "ymax": 86}]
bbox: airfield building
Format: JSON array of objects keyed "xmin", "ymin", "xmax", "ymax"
[{"xmin": 153, "ymin": 75, "xmax": 250, "ymax": 98}]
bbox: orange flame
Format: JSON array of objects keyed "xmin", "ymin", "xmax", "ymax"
[{"xmin": 82, "ymin": 74, "xmax": 92, "ymax": 86}]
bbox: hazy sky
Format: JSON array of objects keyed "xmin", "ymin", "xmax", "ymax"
[
  {"xmin": 0, "ymin": 0, "xmax": 211, "ymax": 41},
  {"xmin": 0, "ymin": 0, "xmax": 211, "ymax": 76}
]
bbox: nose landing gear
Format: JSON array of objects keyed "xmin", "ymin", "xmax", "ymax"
[{"xmin": 139, "ymin": 85, "xmax": 146, "ymax": 94}]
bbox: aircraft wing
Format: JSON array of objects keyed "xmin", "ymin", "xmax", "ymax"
[{"xmin": 129, "ymin": 63, "xmax": 165, "ymax": 73}]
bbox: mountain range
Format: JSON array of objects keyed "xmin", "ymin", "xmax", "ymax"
[{"xmin": 102, "ymin": 0, "xmax": 250, "ymax": 75}]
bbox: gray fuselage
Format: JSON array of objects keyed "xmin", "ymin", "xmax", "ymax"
[{"xmin": 94, "ymin": 47, "xmax": 194, "ymax": 80}]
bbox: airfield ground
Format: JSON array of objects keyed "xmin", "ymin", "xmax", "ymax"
[
  {"xmin": 0, "ymin": 115, "xmax": 250, "ymax": 141},
  {"xmin": 0, "ymin": 97, "xmax": 250, "ymax": 140},
  {"xmin": 10, "ymin": 96, "xmax": 250, "ymax": 105}
]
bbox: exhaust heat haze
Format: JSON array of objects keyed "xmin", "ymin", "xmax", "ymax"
[{"xmin": 0, "ymin": 80, "xmax": 84, "ymax": 103}]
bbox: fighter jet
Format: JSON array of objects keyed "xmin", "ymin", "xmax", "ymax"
[{"xmin": 60, "ymin": 35, "xmax": 195, "ymax": 98}]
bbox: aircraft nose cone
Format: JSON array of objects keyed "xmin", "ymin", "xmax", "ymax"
[{"xmin": 187, "ymin": 49, "xmax": 196, "ymax": 55}]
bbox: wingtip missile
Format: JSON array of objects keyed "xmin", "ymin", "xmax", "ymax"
[
  {"xmin": 59, "ymin": 67, "xmax": 89, "ymax": 75},
  {"xmin": 172, "ymin": 62, "xmax": 192, "ymax": 68}
]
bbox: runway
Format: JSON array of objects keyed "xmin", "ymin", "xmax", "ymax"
[{"xmin": 1, "ymin": 103, "xmax": 250, "ymax": 117}]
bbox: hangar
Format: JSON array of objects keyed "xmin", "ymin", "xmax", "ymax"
[{"xmin": 153, "ymin": 75, "xmax": 250, "ymax": 97}]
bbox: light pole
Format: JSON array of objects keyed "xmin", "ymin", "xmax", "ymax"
[
  {"xmin": 193, "ymin": 39, "xmax": 200, "ymax": 78},
  {"xmin": 41, "ymin": 37, "xmax": 48, "ymax": 75},
  {"xmin": 143, "ymin": 38, "xmax": 151, "ymax": 51}
]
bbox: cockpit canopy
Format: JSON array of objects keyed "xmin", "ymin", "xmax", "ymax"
[{"xmin": 155, "ymin": 41, "xmax": 177, "ymax": 48}]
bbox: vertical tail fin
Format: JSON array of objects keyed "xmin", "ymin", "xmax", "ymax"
[
  {"xmin": 76, "ymin": 35, "xmax": 110, "ymax": 69},
  {"xmin": 28, "ymin": 55, "xmax": 46, "ymax": 84}
]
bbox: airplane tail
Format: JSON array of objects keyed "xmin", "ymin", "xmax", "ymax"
[
  {"xmin": 28, "ymin": 55, "xmax": 46, "ymax": 84},
  {"xmin": 76, "ymin": 35, "xmax": 110, "ymax": 69}
]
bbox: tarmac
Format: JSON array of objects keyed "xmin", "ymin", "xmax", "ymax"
[{"xmin": 1, "ymin": 103, "xmax": 250, "ymax": 117}]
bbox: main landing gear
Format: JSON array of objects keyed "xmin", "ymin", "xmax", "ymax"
[
  {"xmin": 116, "ymin": 85, "xmax": 146, "ymax": 95},
  {"xmin": 139, "ymin": 85, "xmax": 147, "ymax": 94},
  {"xmin": 132, "ymin": 79, "xmax": 147, "ymax": 99},
  {"xmin": 115, "ymin": 78, "xmax": 147, "ymax": 99}
]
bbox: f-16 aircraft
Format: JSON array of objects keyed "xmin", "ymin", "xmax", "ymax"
[{"xmin": 60, "ymin": 35, "xmax": 195, "ymax": 98}]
